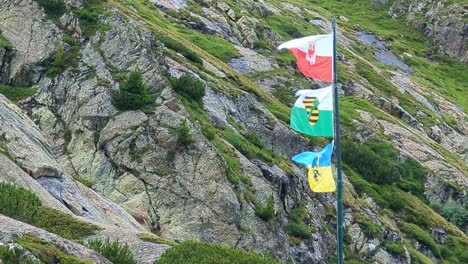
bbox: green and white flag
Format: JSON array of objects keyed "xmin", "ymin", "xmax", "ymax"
[{"xmin": 291, "ymin": 86, "xmax": 334, "ymax": 137}]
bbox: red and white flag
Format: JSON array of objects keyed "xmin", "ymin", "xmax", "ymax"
[{"xmin": 278, "ymin": 34, "xmax": 333, "ymax": 82}]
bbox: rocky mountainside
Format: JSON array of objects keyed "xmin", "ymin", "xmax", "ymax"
[{"xmin": 0, "ymin": 0, "xmax": 466, "ymax": 263}]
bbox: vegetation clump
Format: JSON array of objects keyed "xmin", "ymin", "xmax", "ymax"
[
  {"xmin": 33, "ymin": 0, "xmax": 66, "ymax": 19},
  {"xmin": 359, "ymin": 219, "xmax": 383, "ymax": 239},
  {"xmin": 0, "ymin": 244, "xmax": 38, "ymax": 264},
  {"xmin": 255, "ymin": 196, "xmax": 275, "ymax": 221},
  {"xmin": 431, "ymin": 201, "xmax": 468, "ymax": 230},
  {"xmin": 0, "ymin": 85, "xmax": 38, "ymax": 102},
  {"xmin": 154, "ymin": 241, "xmax": 281, "ymax": 264},
  {"xmin": 287, "ymin": 205, "xmax": 312, "ymax": 239},
  {"xmin": 0, "ymin": 182, "xmax": 99, "ymax": 240},
  {"xmin": 112, "ymin": 68, "xmax": 155, "ymax": 111},
  {"xmin": 17, "ymin": 236, "xmax": 92, "ymax": 264},
  {"xmin": 75, "ymin": 0, "xmax": 110, "ymax": 38},
  {"xmin": 176, "ymin": 119, "xmax": 193, "ymax": 147},
  {"xmin": 169, "ymin": 74, "xmax": 206, "ymax": 104},
  {"xmin": 86, "ymin": 238, "xmax": 137, "ymax": 264},
  {"xmin": 47, "ymin": 45, "xmax": 81, "ymax": 77}
]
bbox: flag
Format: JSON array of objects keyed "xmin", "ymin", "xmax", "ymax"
[
  {"xmin": 291, "ymin": 86, "xmax": 333, "ymax": 137},
  {"xmin": 292, "ymin": 141, "xmax": 335, "ymax": 192},
  {"xmin": 277, "ymin": 34, "xmax": 333, "ymax": 82}
]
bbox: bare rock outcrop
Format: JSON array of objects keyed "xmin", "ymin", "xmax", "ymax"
[{"xmin": 0, "ymin": 0, "xmax": 61, "ymax": 85}]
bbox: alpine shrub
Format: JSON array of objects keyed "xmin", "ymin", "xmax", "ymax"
[
  {"xmin": 112, "ymin": 68, "xmax": 155, "ymax": 111},
  {"xmin": 255, "ymin": 196, "xmax": 275, "ymax": 221},
  {"xmin": 287, "ymin": 205, "xmax": 312, "ymax": 239},
  {"xmin": 169, "ymin": 74, "xmax": 205, "ymax": 104},
  {"xmin": 33, "ymin": 0, "xmax": 66, "ymax": 18},
  {"xmin": 0, "ymin": 182, "xmax": 42, "ymax": 223},
  {"xmin": 176, "ymin": 120, "xmax": 193, "ymax": 146}
]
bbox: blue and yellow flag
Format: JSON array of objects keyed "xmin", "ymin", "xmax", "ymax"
[{"xmin": 292, "ymin": 141, "xmax": 335, "ymax": 192}]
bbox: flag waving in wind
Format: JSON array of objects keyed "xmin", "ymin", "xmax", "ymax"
[
  {"xmin": 292, "ymin": 141, "xmax": 335, "ymax": 192},
  {"xmin": 278, "ymin": 34, "xmax": 333, "ymax": 82},
  {"xmin": 291, "ymin": 86, "xmax": 334, "ymax": 137}
]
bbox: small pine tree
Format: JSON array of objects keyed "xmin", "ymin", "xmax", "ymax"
[
  {"xmin": 177, "ymin": 120, "xmax": 193, "ymax": 147},
  {"xmin": 47, "ymin": 46, "xmax": 65, "ymax": 76},
  {"xmin": 112, "ymin": 68, "xmax": 154, "ymax": 111}
]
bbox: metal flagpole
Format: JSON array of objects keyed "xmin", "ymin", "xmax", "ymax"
[{"xmin": 332, "ymin": 16, "xmax": 344, "ymax": 264}]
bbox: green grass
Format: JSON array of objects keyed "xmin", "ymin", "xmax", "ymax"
[
  {"xmin": 17, "ymin": 236, "xmax": 93, "ymax": 264},
  {"xmin": 138, "ymin": 233, "xmax": 178, "ymax": 246},
  {"xmin": 154, "ymin": 241, "xmax": 281, "ymax": 264},
  {"xmin": 0, "ymin": 85, "xmax": 37, "ymax": 102},
  {"xmin": 86, "ymin": 238, "xmax": 137, "ymax": 264},
  {"xmin": 359, "ymin": 218, "xmax": 383, "ymax": 239},
  {"xmin": 384, "ymin": 242, "xmax": 405, "ymax": 257},
  {"xmin": 179, "ymin": 30, "xmax": 240, "ymax": 62},
  {"xmin": 405, "ymin": 242, "xmax": 434, "ymax": 264},
  {"xmin": 401, "ymin": 222, "xmax": 440, "ymax": 257},
  {"xmin": 74, "ymin": 176, "xmax": 94, "ymax": 188}
]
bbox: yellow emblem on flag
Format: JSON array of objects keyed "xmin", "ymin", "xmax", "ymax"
[
  {"xmin": 306, "ymin": 165, "xmax": 336, "ymax": 192},
  {"xmin": 303, "ymin": 96, "xmax": 319, "ymax": 126}
]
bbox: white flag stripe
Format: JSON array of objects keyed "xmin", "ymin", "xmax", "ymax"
[
  {"xmin": 277, "ymin": 34, "xmax": 333, "ymax": 56},
  {"xmin": 294, "ymin": 86, "xmax": 333, "ymax": 110}
]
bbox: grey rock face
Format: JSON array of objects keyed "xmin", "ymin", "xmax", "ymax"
[
  {"xmin": 227, "ymin": 45, "xmax": 275, "ymax": 74},
  {"xmin": 0, "ymin": 94, "xmax": 62, "ymax": 178},
  {"xmin": 0, "ymin": 0, "xmax": 61, "ymax": 85}
]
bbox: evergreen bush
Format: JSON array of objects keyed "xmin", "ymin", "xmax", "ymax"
[
  {"xmin": 86, "ymin": 238, "xmax": 137, "ymax": 264},
  {"xmin": 176, "ymin": 120, "xmax": 193, "ymax": 146},
  {"xmin": 112, "ymin": 68, "xmax": 155, "ymax": 111},
  {"xmin": 431, "ymin": 201, "xmax": 467, "ymax": 230},
  {"xmin": 169, "ymin": 74, "xmax": 206, "ymax": 104},
  {"xmin": 33, "ymin": 0, "xmax": 66, "ymax": 18},
  {"xmin": 154, "ymin": 241, "xmax": 280, "ymax": 264},
  {"xmin": 255, "ymin": 196, "xmax": 275, "ymax": 221},
  {"xmin": 47, "ymin": 45, "xmax": 81, "ymax": 77},
  {"xmin": 0, "ymin": 182, "xmax": 42, "ymax": 223}
]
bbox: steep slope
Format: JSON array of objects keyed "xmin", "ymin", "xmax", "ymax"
[{"xmin": 0, "ymin": 0, "xmax": 466, "ymax": 263}]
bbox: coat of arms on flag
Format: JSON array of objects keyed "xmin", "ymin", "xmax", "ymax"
[{"xmin": 277, "ymin": 34, "xmax": 333, "ymax": 82}]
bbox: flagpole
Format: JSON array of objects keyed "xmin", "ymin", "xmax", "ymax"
[{"xmin": 332, "ymin": 16, "xmax": 344, "ymax": 264}]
